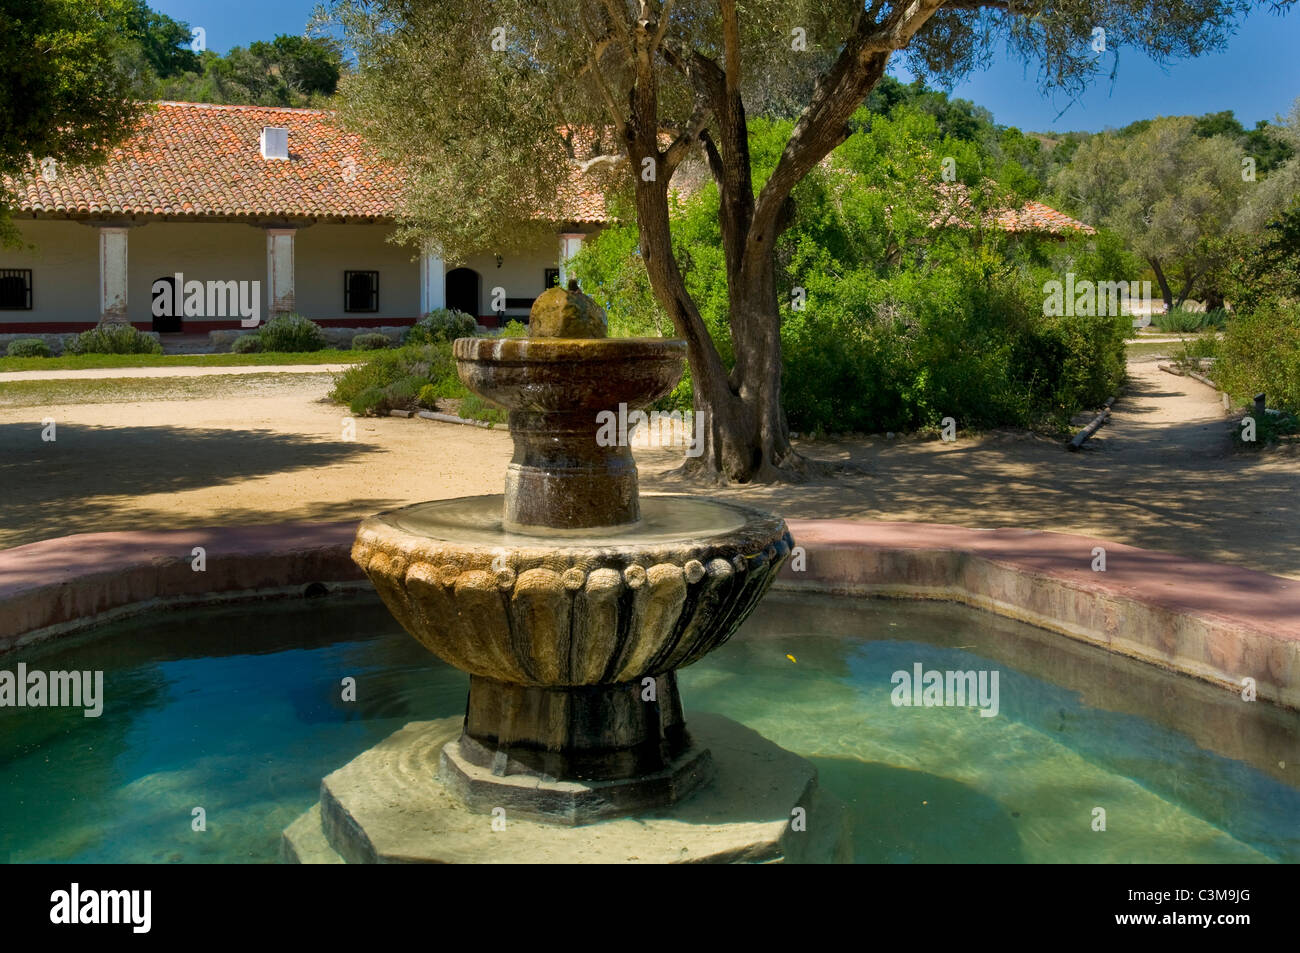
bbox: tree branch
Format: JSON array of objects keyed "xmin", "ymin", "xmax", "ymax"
[
  {"xmin": 663, "ymin": 97, "xmax": 711, "ymax": 177},
  {"xmin": 577, "ymin": 3, "xmax": 631, "ymax": 136}
]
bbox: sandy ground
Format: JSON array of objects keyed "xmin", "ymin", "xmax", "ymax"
[{"xmin": 2, "ymin": 361, "xmax": 1297, "ymax": 577}]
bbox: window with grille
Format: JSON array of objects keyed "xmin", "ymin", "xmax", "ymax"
[
  {"xmin": 344, "ymin": 271, "xmax": 379, "ymax": 312},
  {"xmin": 0, "ymin": 269, "xmax": 32, "ymax": 310}
]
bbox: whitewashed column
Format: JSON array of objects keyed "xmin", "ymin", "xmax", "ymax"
[
  {"xmin": 558, "ymin": 232, "xmax": 586, "ymax": 286},
  {"xmin": 265, "ymin": 227, "xmax": 296, "ymax": 317},
  {"xmin": 420, "ymin": 242, "xmax": 445, "ymax": 314},
  {"xmin": 99, "ymin": 226, "xmax": 130, "ymax": 324}
]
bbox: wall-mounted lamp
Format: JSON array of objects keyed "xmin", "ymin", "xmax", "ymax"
[{"xmin": 494, "ymin": 253, "xmax": 503, "ymax": 269}]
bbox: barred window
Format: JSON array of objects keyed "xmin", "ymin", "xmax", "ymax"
[
  {"xmin": 0, "ymin": 269, "xmax": 32, "ymax": 310},
  {"xmin": 344, "ymin": 271, "xmax": 378, "ymax": 312}
]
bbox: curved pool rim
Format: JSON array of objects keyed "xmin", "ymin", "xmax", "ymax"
[{"xmin": 1, "ymin": 518, "xmax": 1297, "ymax": 708}]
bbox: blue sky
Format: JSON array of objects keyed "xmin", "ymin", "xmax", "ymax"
[{"xmin": 154, "ymin": 1, "xmax": 1299, "ymax": 133}]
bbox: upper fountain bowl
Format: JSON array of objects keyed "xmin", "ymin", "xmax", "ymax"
[{"xmin": 453, "ymin": 337, "xmax": 686, "ymax": 414}]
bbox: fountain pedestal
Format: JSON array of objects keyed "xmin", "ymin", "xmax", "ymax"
[{"xmin": 283, "ymin": 714, "xmax": 851, "ymax": 864}]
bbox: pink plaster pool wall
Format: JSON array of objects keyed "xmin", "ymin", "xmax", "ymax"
[{"xmin": 2, "ymin": 518, "xmax": 1296, "ymax": 708}]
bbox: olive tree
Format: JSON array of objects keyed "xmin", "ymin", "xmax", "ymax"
[{"xmin": 328, "ymin": 0, "xmax": 1285, "ymax": 482}]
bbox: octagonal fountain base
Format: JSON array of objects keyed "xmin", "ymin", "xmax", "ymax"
[{"xmin": 281, "ymin": 713, "xmax": 851, "ymax": 864}]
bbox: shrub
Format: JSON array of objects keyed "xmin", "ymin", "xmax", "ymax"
[
  {"xmin": 330, "ymin": 342, "xmax": 464, "ymax": 415},
  {"xmin": 256, "ymin": 313, "xmax": 327, "ymax": 352},
  {"xmin": 66, "ymin": 323, "xmax": 162, "ymax": 355},
  {"xmin": 351, "ymin": 332, "xmax": 391, "ymax": 351},
  {"xmin": 1151, "ymin": 308, "xmax": 1227, "ymax": 333},
  {"xmin": 348, "ymin": 375, "xmax": 425, "ymax": 416},
  {"xmin": 459, "ymin": 393, "xmax": 507, "ymax": 426},
  {"xmin": 1216, "ymin": 301, "xmax": 1300, "ymax": 415},
  {"xmin": 5, "ymin": 338, "xmax": 52, "ymax": 358},
  {"xmin": 230, "ymin": 334, "xmax": 262, "ymax": 354},
  {"xmin": 498, "ymin": 320, "xmax": 529, "ymax": 339},
  {"xmin": 404, "ymin": 308, "xmax": 477, "ymax": 345}
]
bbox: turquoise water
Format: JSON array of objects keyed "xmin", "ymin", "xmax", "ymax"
[{"xmin": 1, "ymin": 592, "xmax": 1296, "ymax": 863}]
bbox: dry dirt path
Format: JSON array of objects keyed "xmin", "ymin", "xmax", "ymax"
[{"xmin": 1, "ymin": 362, "xmax": 1296, "ymax": 578}]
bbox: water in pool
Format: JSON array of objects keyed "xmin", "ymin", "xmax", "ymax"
[{"xmin": 1, "ymin": 591, "xmax": 1296, "ymax": 863}]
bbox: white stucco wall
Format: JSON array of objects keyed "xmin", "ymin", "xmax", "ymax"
[
  {"xmin": 0, "ymin": 218, "xmax": 602, "ymax": 328},
  {"xmin": 127, "ymin": 222, "xmax": 264, "ymax": 326},
  {"xmin": 294, "ymin": 223, "xmax": 421, "ymax": 320},
  {"xmin": 0, "ymin": 220, "xmax": 98, "ymax": 326}
]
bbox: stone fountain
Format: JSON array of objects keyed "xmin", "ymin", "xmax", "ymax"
[{"xmin": 283, "ymin": 284, "xmax": 849, "ymax": 863}]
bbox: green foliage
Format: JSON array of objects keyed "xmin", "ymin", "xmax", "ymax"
[
  {"xmin": 0, "ymin": 0, "xmax": 146, "ymax": 245},
  {"xmin": 5, "ymin": 338, "xmax": 52, "ymax": 358},
  {"xmin": 498, "ymin": 320, "xmax": 529, "ymax": 339},
  {"xmin": 329, "ymin": 342, "xmax": 463, "ymax": 416},
  {"xmin": 404, "ymin": 308, "xmax": 477, "ymax": 345},
  {"xmin": 350, "ymin": 332, "xmax": 391, "ymax": 351},
  {"xmin": 146, "ymin": 34, "xmax": 344, "ymax": 107},
  {"xmin": 66, "ymin": 324, "xmax": 162, "ymax": 355},
  {"xmin": 1151, "ymin": 309, "xmax": 1227, "ymax": 333},
  {"xmin": 122, "ymin": 0, "xmax": 200, "ymax": 81},
  {"xmin": 458, "ymin": 394, "xmax": 507, "ymax": 426},
  {"xmin": 230, "ymin": 334, "xmax": 262, "ymax": 354},
  {"xmin": 1216, "ymin": 301, "xmax": 1300, "ymax": 416},
  {"xmin": 256, "ymin": 314, "xmax": 327, "ymax": 353},
  {"xmin": 1173, "ymin": 335, "xmax": 1219, "ymax": 365}
]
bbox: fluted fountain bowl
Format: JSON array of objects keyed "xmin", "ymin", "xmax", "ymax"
[{"xmin": 352, "ymin": 494, "xmax": 793, "ymax": 790}]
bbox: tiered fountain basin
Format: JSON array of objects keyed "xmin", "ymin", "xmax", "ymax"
[{"xmin": 352, "ymin": 494, "xmax": 792, "ymax": 821}]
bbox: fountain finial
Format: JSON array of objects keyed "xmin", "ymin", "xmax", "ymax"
[{"xmin": 528, "ymin": 280, "xmax": 608, "ymax": 339}]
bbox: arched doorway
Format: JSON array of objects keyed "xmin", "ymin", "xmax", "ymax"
[{"xmin": 445, "ymin": 268, "xmax": 480, "ymax": 318}]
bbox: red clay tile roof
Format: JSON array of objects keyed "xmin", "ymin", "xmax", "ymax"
[
  {"xmin": 932, "ymin": 182, "xmax": 1096, "ymax": 235},
  {"xmin": 3, "ymin": 101, "xmax": 608, "ymax": 225},
  {"xmin": 992, "ymin": 200, "xmax": 1096, "ymax": 235}
]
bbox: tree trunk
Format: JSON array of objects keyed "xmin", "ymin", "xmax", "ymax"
[{"xmin": 1149, "ymin": 258, "xmax": 1174, "ymax": 313}]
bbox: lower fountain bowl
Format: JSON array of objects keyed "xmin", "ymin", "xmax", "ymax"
[
  {"xmin": 352, "ymin": 494, "xmax": 793, "ymax": 801},
  {"xmin": 352, "ymin": 494, "xmax": 793, "ymax": 688}
]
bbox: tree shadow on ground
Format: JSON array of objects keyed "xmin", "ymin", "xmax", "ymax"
[{"xmin": 0, "ymin": 423, "xmax": 389, "ymax": 546}]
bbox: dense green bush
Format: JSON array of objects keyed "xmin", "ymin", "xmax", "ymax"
[
  {"xmin": 330, "ymin": 342, "xmax": 465, "ymax": 416},
  {"xmin": 230, "ymin": 334, "xmax": 262, "ymax": 353},
  {"xmin": 497, "ymin": 320, "xmax": 528, "ymax": 338},
  {"xmin": 1151, "ymin": 308, "xmax": 1227, "ymax": 333},
  {"xmin": 66, "ymin": 324, "xmax": 163, "ymax": 355},
  {"xmin": 5, "ymin": 338, "xmax": 52, "ymax": 357},
  {"xmin": 256, "ymin": 313, "xmax": 327, "ymax": 352},
  {"xmin": 404, "ymin": 308, "xmax": 476, "ymax": 345},
  {"xmin": 1216, "ymin": 301, "xmax": 1300, "ymax": 415},
  {"xmin": 351, "ymin": 332, "xmax": 391, "ymax": 351}
]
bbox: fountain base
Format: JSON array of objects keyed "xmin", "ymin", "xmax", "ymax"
[{"xmin": 282, "ymin": 713, "xmax": 851, "ymax": 864}]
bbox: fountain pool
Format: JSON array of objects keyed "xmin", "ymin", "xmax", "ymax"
[{"xmin": 2, "ymin": 590, "xmax": 1295, "ymax": 864}]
